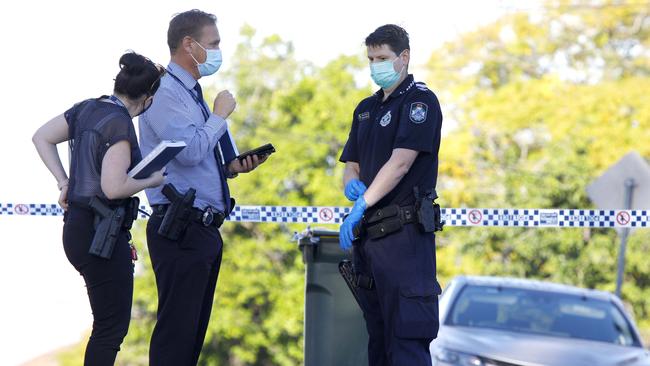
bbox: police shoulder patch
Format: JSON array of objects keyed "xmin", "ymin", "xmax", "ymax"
[{"xmin": 409, "ymin": 102, "xmax": 428, "ymax": 124}]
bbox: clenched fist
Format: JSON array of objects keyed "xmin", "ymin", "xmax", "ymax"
[{"xmin": 213, "ymin": 90, "xmax": 236, "ymax": 119}]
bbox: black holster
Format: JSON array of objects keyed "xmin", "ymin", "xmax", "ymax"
[
  {"xmin": 414, "ymin": 187, "xmax": 445, "ymax": 233},
  {"xmin": 338, "ymin": 260, "xmax": 374, "ymax": 311},
  {"xmin": 88, "ymin": 196, "xmax": 139, "ymax": 259},
  {"xmin": 157, "ymin": 183, "xmax": 196, "ymax": 241}
]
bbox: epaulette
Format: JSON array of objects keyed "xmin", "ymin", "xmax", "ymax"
[{"xmin": 415, "ymin": 82, "xmax": 429, "ymax": 91}]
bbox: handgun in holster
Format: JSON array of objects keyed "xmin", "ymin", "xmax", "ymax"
[
  {"xmin": 157, "ymin": 183, "xmax": 196, "ymax": 241},
  {"xmin": 338, "ymin": 259, "xmax": 373, "ymax": 311},
  {"xmin": 414, "ymin": 187, "xmax": 445, "ymax": 233},
  {"xmin": 88, "ymin": 196, "xmax": 138, "ymax": 259}
]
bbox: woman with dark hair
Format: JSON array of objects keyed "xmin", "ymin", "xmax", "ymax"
[{"xmin": 32, "ymin": 51, "xmax": 166, "ymax": 365}]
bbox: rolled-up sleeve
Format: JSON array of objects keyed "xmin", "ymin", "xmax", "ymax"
[{"xmin": 144, "ymin": 86, "xmax": 227, "ymax": 166}]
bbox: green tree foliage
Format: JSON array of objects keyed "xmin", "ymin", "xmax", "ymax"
[{"xmin": 429, "ymin": 0, "xmax": 650, "ymax": 339}]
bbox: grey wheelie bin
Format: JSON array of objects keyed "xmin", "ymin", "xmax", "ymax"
[{"xmin": 297, "ymin": 228, "xmax": 369, "ymax": 366}]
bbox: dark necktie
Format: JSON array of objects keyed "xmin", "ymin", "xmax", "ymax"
[{"xmin": 193, "ymin": 82, "xmax": 232, "ymax": 214}]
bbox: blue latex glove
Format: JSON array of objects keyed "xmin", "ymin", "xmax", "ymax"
[
  {"xmin": 339, "ymin": 196, "xmax": 367, "ymax": 251},
  {"xmin": 344, "ymin": 179, "xmax": 367, "ymax": 201}
]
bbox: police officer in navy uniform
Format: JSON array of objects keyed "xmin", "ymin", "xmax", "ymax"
[{"xmin": 339, "ymin": 24, "xmax": 443, "ymax": 366}]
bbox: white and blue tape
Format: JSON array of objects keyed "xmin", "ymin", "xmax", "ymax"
[{"xmin": 1, "ymin": 203, "xmax": 647, "ymax": 228}]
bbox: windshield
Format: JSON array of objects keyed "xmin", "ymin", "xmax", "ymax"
[{"xmin": 446, "ymin": 285, "xmax": 639, "ymax": 347}]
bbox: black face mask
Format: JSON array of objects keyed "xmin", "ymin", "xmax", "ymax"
[{"xmin": 136, "ymin": 97, "xmax": 153, "ymax": 117}]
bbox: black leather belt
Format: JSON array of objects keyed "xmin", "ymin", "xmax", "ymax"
[
  {"xmin": 354, "ymin": 204, "xmax": 418, "ymax": 240},
  {"xmin": 151, "ymin": 204, "xmax": 225, "ymax": 228}
]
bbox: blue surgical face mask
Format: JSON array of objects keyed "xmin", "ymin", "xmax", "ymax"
[
  {"xmin": 370, "ymin": 54, "xmax": 404, "ymax": 89},
  {"xmin": 191, "ymin": 40, "xmax": 222, "ymax": 76}
]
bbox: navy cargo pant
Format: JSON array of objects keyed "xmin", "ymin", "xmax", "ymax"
[
  {"xmin": 353, "ymin": 223, "xmax": 441, "ymax": 366},
  {"xmin": 146, "ymin": 210, "xmax": 224, "ymax": 366}
]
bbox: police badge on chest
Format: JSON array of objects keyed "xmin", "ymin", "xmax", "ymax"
[{"xmin": 380, "ymin": 111, "xmax": 392, "ymax": 127}]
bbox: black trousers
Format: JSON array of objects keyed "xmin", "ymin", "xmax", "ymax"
[
  {"xmin": 353, "ymin": 224, "xmax": 441, "ymax": 366},
  {"xmin": 146, "ymin": 211, "xmax": 224, "ymax": 366},
  {"xmin": 62, "ymin": 204, "xmax": 134, "ymax": 366}
]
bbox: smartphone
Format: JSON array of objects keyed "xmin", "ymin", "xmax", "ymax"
[{"xmin": 236, "ymin": 143, "xmax": 275, "ymax": 162}]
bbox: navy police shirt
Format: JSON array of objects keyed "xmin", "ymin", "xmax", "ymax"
[{"xmin": 340, "ymin": 74, "xmax": 442, "ymax": 208}]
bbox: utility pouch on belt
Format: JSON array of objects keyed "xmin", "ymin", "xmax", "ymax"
[
  {"xmin": 363, "ymin": 205, "xmax": 417, "ymax": 240},
  {"xmin": 88, "ymin": 196, "xmax": 138, "ymax": 259},
  {"xmin": 414, "ymin": 187, "xmax": 445, "ymax": 233},
  {"xmin": 157, "ymin": 183, "xmax": 196, "ymax": 241}
]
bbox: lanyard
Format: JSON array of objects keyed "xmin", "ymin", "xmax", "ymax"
[
  {"xmin": 108, "ymin": 95, "xmax": 129, "ymax": 114},
  {"xmin": 166, "ymin": 70, "xmax": 211, "ymax": 121}
]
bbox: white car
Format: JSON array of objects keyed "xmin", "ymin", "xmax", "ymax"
[{"xmin": 431, "ymin": 276, "xmax": 650, "ymax": 366}]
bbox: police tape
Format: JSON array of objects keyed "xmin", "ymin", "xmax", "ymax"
[{"xmin": 1, "ymin": 203, "xmax": 648, "ymax": 228}]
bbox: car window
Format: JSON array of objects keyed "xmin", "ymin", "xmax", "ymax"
[{"xmin": 446, "ymin": 285, "xmax": 639, "ymax": 347}]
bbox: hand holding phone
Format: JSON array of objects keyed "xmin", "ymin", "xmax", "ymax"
[
  {"xmin": 236, "ymin": 143, "xmax": 275, "ymax": 162},
  {"xmin": 228, "ymin": 143, "xmax": 275, "ymax": 175}
]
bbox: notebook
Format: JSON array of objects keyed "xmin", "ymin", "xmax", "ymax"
[{"xmin": 128, "ymin": 140, "xmax": 187, "ymax": 179}]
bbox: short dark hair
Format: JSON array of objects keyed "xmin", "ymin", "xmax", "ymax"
[
  {"xmin": 113, "ymin": 51, "xmax": 165, "ymax": 99},
  {"xmin": 365, "ymin": 24, "xmax": 410, "ymax": 55},
  {"xmin": 167, "ymin": 9, "xmax": 217, "ymax": 53}
]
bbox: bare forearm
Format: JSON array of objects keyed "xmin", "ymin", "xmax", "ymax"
[
  {"xmin": 362, "ymin": 149, "xmax": 418, "ymax": 208},
  {"xmin": 343, "ymin": 162, "xmax": 360, "ymax": 188},
  {"xmin": 33, "ymin": 138, "xmax": 68, "ymax": 185},
  {"xmin": 362, "ymin": 160, "xmax": 409, "ymax": 208},
  {"xmin": 102, "ymin": 176, "xmax": 157, "ymax": 200},
  {"xmin": 33, "ymin": 113, "xmax": 71, "ymax": 187}
]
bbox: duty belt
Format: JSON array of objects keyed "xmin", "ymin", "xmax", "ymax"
[
  {"xmin": 354, "ymin": 204, "xmax": 418, "ymax": 240},
  {"xmin": 152, "ymin": 204, "xmax": 225, "ymax": 228}
]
